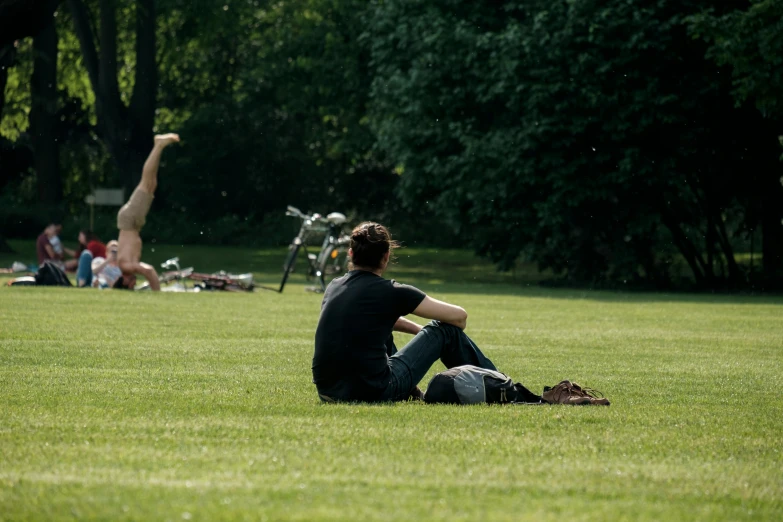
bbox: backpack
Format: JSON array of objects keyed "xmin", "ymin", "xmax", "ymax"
[
  {"xmin": 423, "ymin": 365, "xmax": 543, "ymax": 405},
  {"xmin": 35, "ymin": 261, "xmax": 72, "ymax": 286}
]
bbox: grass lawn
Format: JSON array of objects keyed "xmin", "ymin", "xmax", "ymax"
[{"xmin": 1, "ymin": 242, "xmax": 782, "ymax": 521}]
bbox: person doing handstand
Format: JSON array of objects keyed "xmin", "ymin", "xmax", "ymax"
[
  {"xmin": 114, "ymin": 133, "xmax": 180, "ymax": 290},
  {"xmin": 312, "ymin": 222, "xmax": 498, "ymax": 402}
]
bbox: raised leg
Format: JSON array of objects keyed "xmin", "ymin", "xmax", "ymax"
[
  {"xmin": 76, "ymin": 249, "xmax": 93, "ymax": 287},
  {"xmin": 139, "ymin": 133, "xmax": 179, "ymax": 195}
]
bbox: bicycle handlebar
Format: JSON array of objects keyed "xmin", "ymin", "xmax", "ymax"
[
  {"xmin": 161, "ymin": 257, "xmax": 181, "ymax": 270},
  {"xmin": 285, "ymin": 204, "xmax": 328, "ymax": 225}
]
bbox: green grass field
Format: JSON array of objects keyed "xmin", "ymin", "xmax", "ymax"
[{"xmin": 1, "ymin": 242, "xmax": 782, "ymax": 521}]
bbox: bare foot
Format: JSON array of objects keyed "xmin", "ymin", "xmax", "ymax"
[{"xmin": 154, "ymin": 133, "xmax": 180, "ymax": 148}]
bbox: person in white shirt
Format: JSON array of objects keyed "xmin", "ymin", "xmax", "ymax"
[{"xmin": 92, "ymin": 240, "xmax": 122, "ymax": 288}]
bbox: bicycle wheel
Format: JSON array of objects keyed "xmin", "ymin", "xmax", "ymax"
[
  {"xmin": 317, "ymin": 243, "xmax": 349, "ymax": 291},
  {"xmin": 279, "ymin": 241, "xmax": 302, "ymax": 293}
]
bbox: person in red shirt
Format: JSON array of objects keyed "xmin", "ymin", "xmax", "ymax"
[
  {"xmin": 64, "ymin": 230, "xmax": 106, "ymax": 271},
  {"xmin": 79, "ymin": 230, "xmax": 106, "ymax": 259}
]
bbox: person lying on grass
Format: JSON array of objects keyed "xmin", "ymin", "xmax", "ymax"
[
  {"xmin": 114, "ymin": 133, "xmax": 180, "ymax": 291},
  {"xmin": 312, "ymin": 222, "xmax": 499, "ymax": 403}
]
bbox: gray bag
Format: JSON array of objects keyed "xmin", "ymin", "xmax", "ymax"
[{"xmin": 423, "ymin": 365, "xmax": 542, "ymax": 405}]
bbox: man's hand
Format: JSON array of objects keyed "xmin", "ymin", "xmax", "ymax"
[
  {"xmin": 154, "ymin": 133, "xmax": 180, "ymax": 149},
  {"xmin": 393, "ymin": 317, "xmax": 423, "ymax": 335}
]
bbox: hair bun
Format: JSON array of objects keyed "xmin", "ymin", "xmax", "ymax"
[
  {"xmin": 349, "ymin": 222, "xmax": 398, "ymax": 269},
  {"xmin": 351, "ymin": 228, "xmax": 368, "ymax": 241}
]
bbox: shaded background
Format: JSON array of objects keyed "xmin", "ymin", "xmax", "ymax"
[{"xmin": 1, "ymin": 0, "xmax": 782, "ymax": 290}]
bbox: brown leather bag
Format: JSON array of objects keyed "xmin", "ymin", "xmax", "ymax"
[{"xmin": 542, "ymin": 380, "xmax": 610, "ymax": 406}]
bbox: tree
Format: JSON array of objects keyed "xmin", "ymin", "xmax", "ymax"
[
  {"xmin": 0, "ymin": 45, "xmax": 16, "ymax": 121},
  {"xmin": 29, "ymin": 0, "xmax": 61, "ymax": 205},
  {"xmin": 257, "ymin": 0, "xmax": 398, "ymax": 220},
  {"xmin": 690, "ymin": 1, "xmax": 783, "ymax": 282},
  {"xmin": 67, "ymin": 0, "xmax": 157, "ymax": 195},
  {"xmin": 0, "ymin": 0, "xmax": 60, "ymax": 251},
  {"xmin": 0, "ymin": 0, "xmax": 59, "ymax": 47},
  {"xmin": 136, "ymin": 0, "xmax": 400, "ymax": 245},
  {"xmin": 366, "ymin": 0, "xmax": 774, "ymax": 288}
]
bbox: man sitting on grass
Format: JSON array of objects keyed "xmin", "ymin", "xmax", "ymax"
[
  {"xmin": 312, "ymin": 222, "xmax": 499, "ymax": 402},
  {"xmin": 114, "ymin": 133, "xmax": 180, "ymax": 290}
]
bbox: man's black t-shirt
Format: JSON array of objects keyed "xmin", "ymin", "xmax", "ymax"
[{"xmin": 312, "ymin": 270, "xmax": 426, "ymax": 401}]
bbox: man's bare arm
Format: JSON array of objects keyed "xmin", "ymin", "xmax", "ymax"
[
  {"xmin": 121, "ymin": 260, "xmax": 160, "ymax": 291},
  {"xmin": 412, "ymin": 296, "xmax": 468, "ymax": 330},
  {"xmin": 393, "ymin": 317, "xmax": 422, "ymax": 335},
  {"xmin": 138, "ymin": 262, "xmax": 160, "ymax": 291}
]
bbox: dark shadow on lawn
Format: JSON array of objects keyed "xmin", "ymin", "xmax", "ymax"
[
  {"xmin": 3, "ymin": 241, "xmax": 781, "ymax": 305},
  {"xmin": 410, "ymin": 282, "xmax": 783, "ymax": 305}
]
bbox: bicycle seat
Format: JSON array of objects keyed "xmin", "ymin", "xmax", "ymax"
[{"xmin": 327, "ymin": 212, "xmax": 347, "ymax": 225}]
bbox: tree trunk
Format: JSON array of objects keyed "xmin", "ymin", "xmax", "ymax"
[
  {"xmin": 761, "ymin": 170, "xmax": 783, "ymax": 283},
  {"xmin": 713, "ymin": 213, "xmax": 741, "ymax": 284},
  {"xmin": 0, "ymin": 48, "xmax": 17, "ymax": 254},
  {"xmin": 0, "ymin": 0, "xmax": 59, "ymax": 47},
  {"xmin": 660, "ymin": 208, "xmax": 709, "ymax": 287},
  {"xmin": 0, "ymin": 235, "xmax": 12, "ymax": 252},
  {"xmin": 0, "ymin": 44, "xmax": 14, "ymax": 119},
  {"xmin": 0, "ymin": 45, "xmax": 16, "ymax": 212},
  {"xmin": 30, "ymin": 4, "xmax": 60, "ymax": 205},
  {"xmin": 67, "ymin": 0, "xmax": 158, "ymax": 196},
  {"xmin": 114, "ymin": 145, "xmax": 146, "ymax": 198},
  {"xmin": 127, "ymin": 0, "xmax": 156, "ymax": 191}
]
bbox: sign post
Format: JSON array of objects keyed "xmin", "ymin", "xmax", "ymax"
[{"xmin": 84, "ymin": 194, "xmax": 97, "ymax": 230}]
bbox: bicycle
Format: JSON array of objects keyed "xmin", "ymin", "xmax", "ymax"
[
  {"xmin": 137, "ymin": 257, "xmax": 255, "ymax": 292},
  {"xmin": 279, "ymin": 205, "xmax": 350, "ymax": 293}
]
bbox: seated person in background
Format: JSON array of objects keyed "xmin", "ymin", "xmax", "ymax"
[
  {"xmin": 80, "ymin": 230, "xmax": 106, "ymax": 259},
  {"xmin": 114, "ymin": 133, "xmax": 180, "ymax": 290},
  {"xmin": 50, "ymin": 225, "xmax": 78, "ymax": 270},
  {"xmin": 91, "ymin": 240, "xmax": 122, "ymax": 288},
  {"xmin": 66, "ymin": 230, "xmax": 106, "ymax": 272},
  {"xmin": 312, "ymin": 222, "xmax": 497, "ymax": 403},
  {"xmin": 73, "ymin": 231, "xmax": 107, "ymax": 286},
  {"xmin": 36, "ymin": 223, "xmax": 64, "ymax": 268}
]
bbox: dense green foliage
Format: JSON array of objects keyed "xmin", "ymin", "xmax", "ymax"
[
  {"xmin": 1, "ymin": 0, "xmax": 782, "ymax": 288},
  {"xmin": 366, "ymin": 0, "xmax": 782, "ymax": 287},
  {"xmin": 691, "ymin": 1, "xmax": 783, "ymax": 118},
  {"xmin": 1, "ymin": 245, "xmax": 782, "ymax": 520}
]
